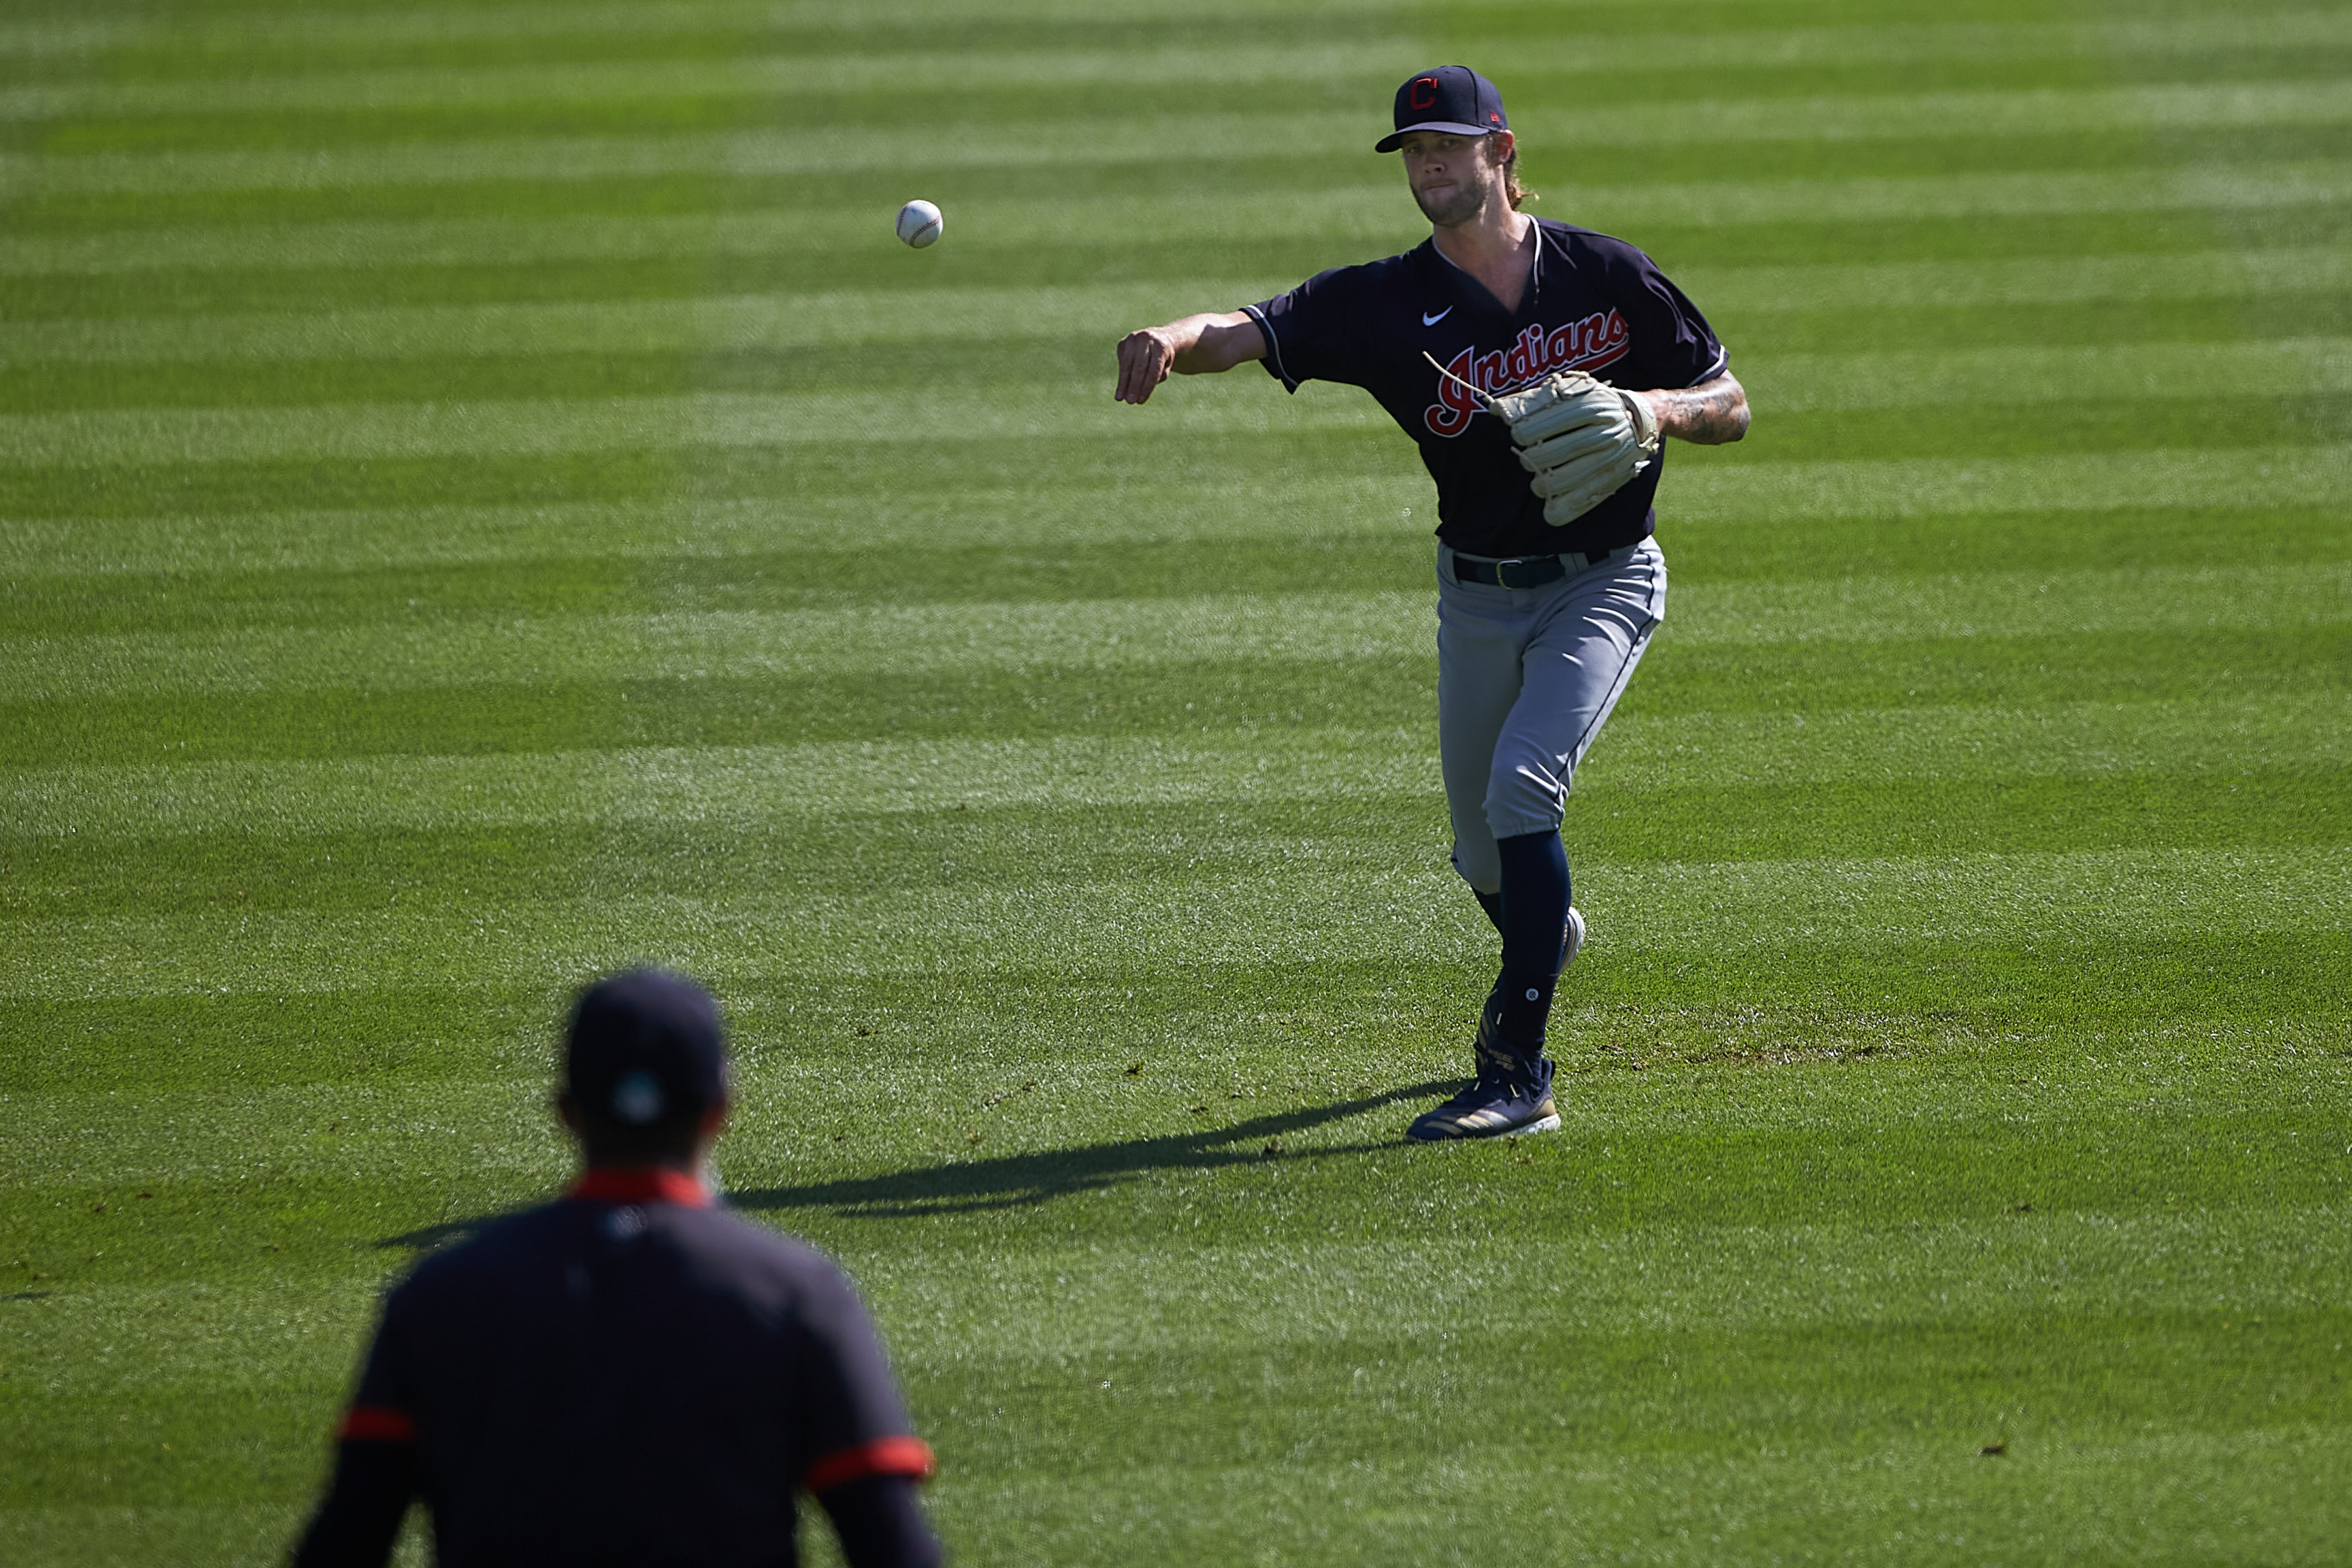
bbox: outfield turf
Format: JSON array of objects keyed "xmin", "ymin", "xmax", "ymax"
[{"xmin": 3, "ymin": 0, "xmax": 2351, "ymax": 1563}]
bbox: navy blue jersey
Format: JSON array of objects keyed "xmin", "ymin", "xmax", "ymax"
[
  {"xmin": 298, "ymin": 1169, "xmax": 934, "ymax": 1568},
  {"xmin": 1245, "ymin": 219, "xmax": 1727, "ymax": 559}
]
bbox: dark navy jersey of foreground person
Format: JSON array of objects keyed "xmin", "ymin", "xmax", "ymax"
[{"xmin": 292, "ymin": 970, "xmax": 941, "ymax": 1568}]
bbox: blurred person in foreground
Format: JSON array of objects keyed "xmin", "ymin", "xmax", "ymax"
[{"xmin": 291, "ymin": 969, "xmax": 943, "ymax": 1568}]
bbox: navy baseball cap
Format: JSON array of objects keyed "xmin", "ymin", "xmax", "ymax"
[
  {"xmin": 1376, "ymin": 66, "xmax": 1509, "ymax": 153},
  {"xmin": 564, "ymin": 969, "xmax": 728, "ymax": 1126}
]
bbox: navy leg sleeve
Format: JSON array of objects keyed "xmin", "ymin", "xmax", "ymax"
[
  {"xmin": 1492, "ymin": 830, "xmax": 1571, "ymax": 1052},
  {"xmin": 1471, "ymin": 887, "xmax": 1506, "ymax": 936}
]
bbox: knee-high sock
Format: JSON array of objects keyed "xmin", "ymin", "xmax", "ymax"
[{"xmin": 1491, "ymin": 830, "xmax": 1571, "ymax": 1053}]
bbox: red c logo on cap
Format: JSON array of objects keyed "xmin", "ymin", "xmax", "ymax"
[{"xmin": 1410, "ymin": 76, "xmax": 1437, "ymax": 109}]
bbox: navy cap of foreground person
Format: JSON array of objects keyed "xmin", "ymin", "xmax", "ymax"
[
  {"xmin": 1375, "ymin": 65, "xmax": 1509, "ymax": 152},
  {"xmin": 290, "ymin": 969, "xmax": 943, "ymax": 1568},
  {"xmin": 563, "ymin": 966, "xmax": 729, "ymax": 1139}
]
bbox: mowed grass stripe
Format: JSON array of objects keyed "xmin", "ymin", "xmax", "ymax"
[
  {"xmin": 9, "ymin": 1, "xmax": 2338, "ymax": 65},
  {"xmin": 8, "ymin": 559, "xmax": 2347, "ymax": 699},
  {"xmin": 9, "ymin": 255, "xmax": 2345, "ymax": 363},
  {"xmin": 15, "ymin": 74, "xmax": 2352, "ymax": 150},
  {"xmin": 0, "ymin": 430, "xmax": 1419, "ymax": 525},
  {"xmin": 1671, "ymin": 445, "xmax": 2349, "ymax": 520},
  {"xmin": 0, "ymin": 44, "xmax": 1410, "ymax": 123},
  {"xmin": 776, "ymin": 1224, "xmax": 2352, "ymax": 1350},
  {"xmin": 8, "ymin": 623, "xmax": 2346, "ymax": 768},
  {"xmin": 1747, "ymin": 338, "xmax": 2352, "ymax": 410},
  {"xmin": 10, "ymin": 495, "xmax": 2338, "ymax": 629},
  {"xmin": 3, "ymin": 845, "xmax": 2344, "ymax": 1002},
  {"xmin": 0, "ymin": 478, "xmax": 1431, "ymax": 578},
  {"xmin": 1531, "ymin": 81, "xmax": 2352, "ymax": 144},
  {"xmin": 0, "ymin": 281, "xmax": 1295, "ymax": 365},
  {"xmin": 0, "ymin": 191, "xmax": 1418, "ymax": 277},
  {"xmin": 8, "ymin": 207, "xmax": 2341, "ymax": 327},
  {"xmin": 9, "ymin": 476, "xmax": 2342, "ymax": 582},
  {"xmin": 7, "ymin": 951, "xmax": 2340, "ymax": 1147},
  {"xmin": 2, "ymin": 439, "xmax": 2337, "ymax": 545},
  {"xmin": 15, "ymin": 12, "xmax": 2352, "ymax": 118},
  {"xmin": 8, "ymin": 92, "xmax": 2351, "ymax": 197},
  {"xmin": 8, "ymin": 343, "xmax": 2345, "ymax": 462},
  {"xmin": 2, "ymin": 777, "xmax": 2338, "ymax": 940},
  {"xmin": 1690, "ymin": 246, "xmax": 2352, "ymax": 313},
  {"xmin": 7, "ymin": 1221, "xmax": 2350, "ymax": 1343},
  {"xmin": 0, "ymin": 384, "xmax": 1397, "ymax": 465},
  {"xmin": 6, "ymin": 693, "xmax": 2342, "ymax": 838},
  {"xmin": 10, "ymin": 167, "xmax": 2341, "ymax": 280},
  {"xmin": 0, "ymin": 0, "xmax": 1443, "ymax": 65},
  {"xmin": 21, "ymin": 350, "xmax": 2346, "ymax": 420}
]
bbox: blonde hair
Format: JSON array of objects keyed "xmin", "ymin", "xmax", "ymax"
[{"xmin": 1496, "ymin": 138, "xmax": 1533, "ymax": 209}]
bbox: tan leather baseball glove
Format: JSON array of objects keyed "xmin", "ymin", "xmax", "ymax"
[{"xmin": 1487, "ymin": 370, "xmax": 1661, "ymax": 527}]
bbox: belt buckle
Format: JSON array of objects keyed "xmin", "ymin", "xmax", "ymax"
[{"xmin": 1494, "ymin": 555, "xmax": 1539, "ymax": 589}]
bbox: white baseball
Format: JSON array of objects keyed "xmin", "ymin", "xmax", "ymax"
[{"xmin": 895, "ymin": 199, "xmax": 943, "ymax": 249}]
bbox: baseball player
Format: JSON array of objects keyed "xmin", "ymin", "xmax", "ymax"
[
  {"xmin": 291, "ymin": 970, "xmax": 943, "ymax": 1568},
  {"xmin": 1114, "ymin": 67, "xmax": 1748, "ymax": 1141}
]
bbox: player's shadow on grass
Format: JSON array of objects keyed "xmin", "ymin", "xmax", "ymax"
[
  {"xmin": 380, "ymin": 1080, "xmax": 1454, "ymax": 1247},
  {"xmin": 725, "ymin": 1079, "xmax": 1453, "ymax": 1220}
]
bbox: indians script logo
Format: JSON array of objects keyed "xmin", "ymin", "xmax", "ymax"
[{"xmin": 1423, "ymin": 309, "xmax": 1631, "ymax": 437}]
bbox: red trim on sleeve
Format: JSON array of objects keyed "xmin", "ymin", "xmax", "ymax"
[
  {"xmin": 567, "ymin": 1166, "xmax": 714, "ymax": 1207},
  {"xmin": 804, "ymin": 1435, "xmax": 936, "ymax": 1492},
  {"xmin": 336, "ymin": 1405, "xmax": 416, "ymax": 1443}
]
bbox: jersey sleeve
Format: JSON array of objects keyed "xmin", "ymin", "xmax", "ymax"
[
  {"xmin": 337, "ymin": 1295, "xmax": 421, "ymax": 1443},
  {"xmin": 1244, "ymin": 267, "xmax": 1367, "ymax": 393},
  {"xmin": 290, "ymin": 1288, "xmax": 422, "ymax": 1567},
  {"xmin": 1558, "ymin": 226, "xmax": 1726, "ymax": 391},
  {"xmin": 789, "ymin": 1262, "xmax": 936, "ymax": 1494},
  {"xmin": 1611, "ymin": 248, "xmax": 1727, "ymax": 390}
]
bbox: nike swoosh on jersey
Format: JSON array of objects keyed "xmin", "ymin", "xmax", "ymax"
[{"xmin": 1422, "ymin": 308, "xmax": 1452, "ymax": 326}]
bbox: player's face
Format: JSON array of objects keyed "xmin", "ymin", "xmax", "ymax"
[{"xmin": 1400, "ymin": 132, "xmax": 1500, "ymax": 227}]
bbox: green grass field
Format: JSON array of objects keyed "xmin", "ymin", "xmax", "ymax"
[{"xmin": 4, "ymin": 0, "xmax": 2350, "ymax": 1562}]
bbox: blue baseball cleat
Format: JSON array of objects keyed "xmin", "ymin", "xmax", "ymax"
[{"xmin": 1407, "ymin": 1054, "xmax": 1560, "ymax": 1141}]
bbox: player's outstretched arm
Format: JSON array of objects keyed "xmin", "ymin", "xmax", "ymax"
[
  {"xmin": 1114, "ymin": 311, "xmax": 1266, "ymax": 404},
  {"xmin": 1639, "ymin": 372, "xmax": 1750, "ymax": 445}
]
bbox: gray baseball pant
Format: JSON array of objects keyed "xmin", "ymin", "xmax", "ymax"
[{"xmin": 1437, "ymin": 538, "xmax": 1667, "ymax": 894}]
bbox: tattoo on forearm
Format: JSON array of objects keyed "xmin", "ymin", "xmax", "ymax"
[{"xmin": 1654, "ymin": 379, "xmax": 1748, "ymax": 444}]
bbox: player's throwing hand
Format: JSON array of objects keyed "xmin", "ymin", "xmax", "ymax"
[
  {"xmin": 1114, "ymin": 312, "xmax": 1265, "ymax": 404},
  {"xmin": 1113, "ymin": 327, "xmax": 1177, "ymax": 404}
]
